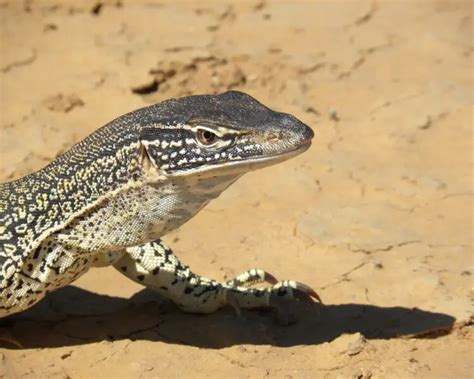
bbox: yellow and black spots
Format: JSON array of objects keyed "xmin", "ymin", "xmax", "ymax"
[{"xmin": 0, "ymin": 91, "xmax": 316, "ymax": 318}]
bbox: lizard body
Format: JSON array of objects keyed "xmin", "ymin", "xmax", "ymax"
[{"xmin": 0, "ymin": 91, "xmax": 319, "ymax": 319}]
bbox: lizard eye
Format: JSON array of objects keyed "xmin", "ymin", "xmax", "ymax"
[{"xmin": 196, "ymin": 128, "xmax": 217, "ymax": 145}]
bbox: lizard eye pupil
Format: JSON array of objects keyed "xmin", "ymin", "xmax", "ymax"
[{"xmin": 197, "ymin": 129, "xmax": 217, "ymax": 145}]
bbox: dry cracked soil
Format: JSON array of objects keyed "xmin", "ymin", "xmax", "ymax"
[{"xmin": 0, "ymin": 0, "xmax": 473, "ymax": 378}]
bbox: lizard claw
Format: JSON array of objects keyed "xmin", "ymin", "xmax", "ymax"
[
  {"xmin": 290, "ymin": 281, "xmax": 323, "ymax": 304},
  {"xmin": 225, "ymin": 289, "xmax": 244, "ymax": 319},
  {"xmin": 269, "ymin": 280, "xmax": 323, "ymax": 326},
  {"xmin": 262, "ymin": 271, "xmax": 278, "ymax": 285}
]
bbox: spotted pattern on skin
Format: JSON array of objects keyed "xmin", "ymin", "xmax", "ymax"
[{"xmin": 0, "ymin": 91, "xmax": 317, "ymax": 317}]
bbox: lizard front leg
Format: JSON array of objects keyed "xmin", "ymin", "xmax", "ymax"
[{"xmin": 113, "ymin": 239, "xmax": 321, "ymax": 322}]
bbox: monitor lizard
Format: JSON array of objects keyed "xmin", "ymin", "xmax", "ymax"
[{"xmin": 0, "ymin": 91, "xmax": 321, "ymax": 326}]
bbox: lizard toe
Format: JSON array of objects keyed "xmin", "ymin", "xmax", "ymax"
[{"xmin": 225, "ymin": 268, "xmax": 279, "ymax": 288}]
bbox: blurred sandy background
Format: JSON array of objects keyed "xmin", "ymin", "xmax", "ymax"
[{"xmin": 0, "ymin": 0, "xmax": 472, "ymax": 377}]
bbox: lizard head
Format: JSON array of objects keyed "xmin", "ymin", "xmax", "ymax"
[{"xmin": 139, "ymin": 91, "xmax": 314, "ymax": 178}]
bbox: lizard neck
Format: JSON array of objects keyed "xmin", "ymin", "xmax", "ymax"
[
  {"xmin": 144, "ymin": 173, "xmax": 243, "ymax": 236},
  {"xmin": 49, "ymin": 172, "xmax": 242, "ymax": 254}
]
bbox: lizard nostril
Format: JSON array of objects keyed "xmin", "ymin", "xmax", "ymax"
[{"xmin": 267, "ymin": 132, "xmax": 280, "ymax": 142}]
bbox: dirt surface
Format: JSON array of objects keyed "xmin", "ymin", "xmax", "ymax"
[{"xmin": 0, "ymin": 0, "xmax": 473, "ymax": 377}]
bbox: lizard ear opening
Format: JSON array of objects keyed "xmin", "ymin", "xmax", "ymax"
[
  {"xmin": 138, "ymin": 141, "xmax": 167, "ymax": 179},
  {"xmin": 138, "ymin": 141, "xmax": 157, "ymax": 172}
]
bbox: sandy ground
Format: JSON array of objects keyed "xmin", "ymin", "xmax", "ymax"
[{"xmin": 0, "ymin": 0, "xmax": 473, "ymax": 377}]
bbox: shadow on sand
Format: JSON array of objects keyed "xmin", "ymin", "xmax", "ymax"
[{"xmin": 1, "ymin": 286, "xmax": 455, "ymax": 349}]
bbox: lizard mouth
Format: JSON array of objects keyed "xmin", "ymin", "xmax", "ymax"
[
  {"xmin": 258, "ymin": 139, "xmax": 312, "ymax": 161},
  {"xmin": 172, "ymin": 140, "xmax": 312, "ymax": 177},
  {"xmin": 248, "ymin": 139, "xmax": 312, "ymax": 166}
]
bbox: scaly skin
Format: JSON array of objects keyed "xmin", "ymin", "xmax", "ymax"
[{"xmin": 0, "ymin": 91, "xmax": 320, "ymax": 321}]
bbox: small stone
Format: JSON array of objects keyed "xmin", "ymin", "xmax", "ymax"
[
  {"xmin": 373, "ymin": 261, "xmax": 383, "ymax": 269},
  {"xmin": 44, "ymin": 23, "xmax": 58, "ymax": 32},
  {"xmin": 306, "ymin": 106, "xmax": 321, "ymax": 116},
  {"xmin": 329, "ymin": 108, "xmax": 339, "ymax": 121},
  {"xmin": 60, "ymin": 352, "xmax": 72, "ymax": 360},
  {"xmin": 351, "ymin": 368, "xmax": 373, "ymax": 379},
  {"xmin": 131, "ymin": 79, "xmax": 159, "ymax": 95},
  {"xmin": 43, "ymin": 94, "xmax": 84, "ymax": 113},
  {"xmin": 417, "ymin": 115, "xmax": 432, "ymax": 130},
  {"xmin": 332, "ymin": 332, "xmax": 367, "ymax": 356},
  {"xmin": 347, "ymin": 334, "xmax": 367, "ymax": 356}
]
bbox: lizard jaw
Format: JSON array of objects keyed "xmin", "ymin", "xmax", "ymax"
[{"xmin": 171, "ymin": 140, "xmax": 312, "ymax": 178}]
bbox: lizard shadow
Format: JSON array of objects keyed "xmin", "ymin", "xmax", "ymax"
[{"xmin": 1, "ymin": 286, "xmax": 455, "ymax": 349}]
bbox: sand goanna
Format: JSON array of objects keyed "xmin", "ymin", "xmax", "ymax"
[{"xmin": 0, "ymin": 91, "xmax": 321, "ymax": 324}]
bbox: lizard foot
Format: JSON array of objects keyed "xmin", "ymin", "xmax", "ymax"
[
  {"xmin": 113, "ymin": 241, "xmax": 322, "ymax": 320},
  {"xmin": 224, "ymin": 278, "xmax": 322, "ymax": 325}
]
